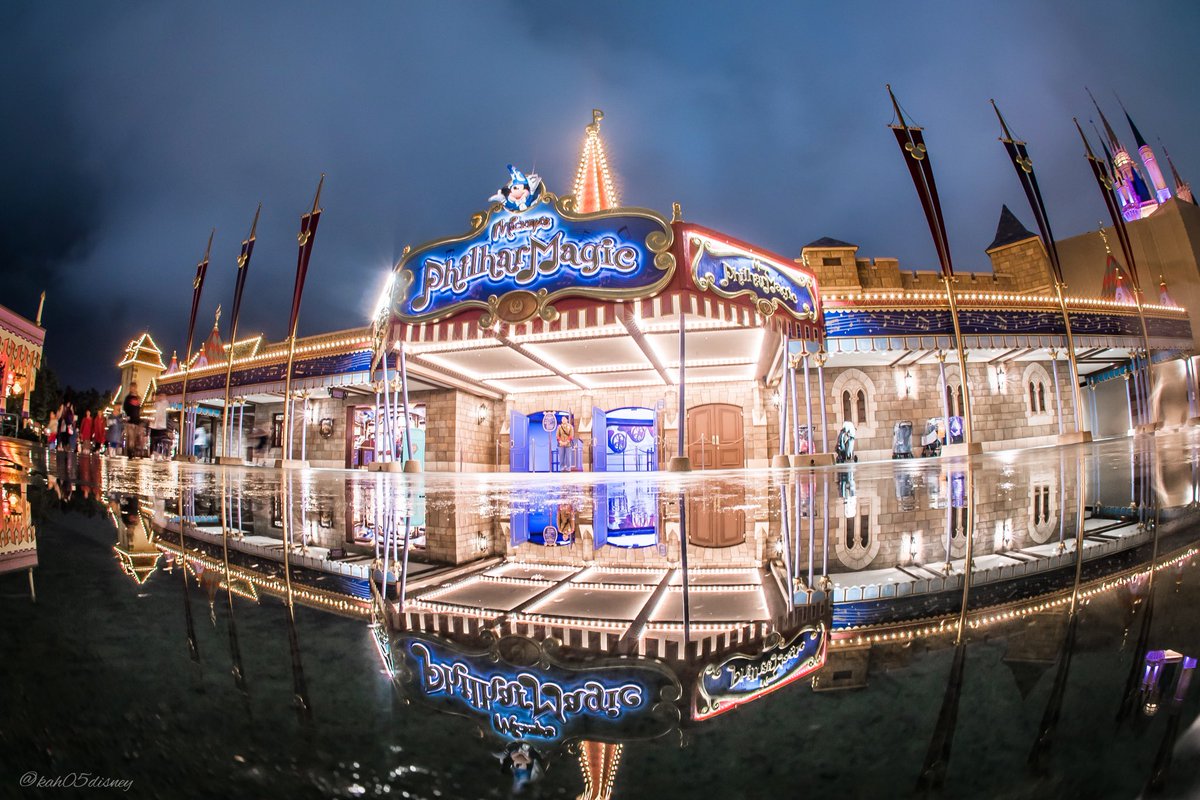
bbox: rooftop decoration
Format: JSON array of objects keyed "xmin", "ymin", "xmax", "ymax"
[{"xmin": 572, "ymin": 109, "xmax": 619, "ymax": 213}]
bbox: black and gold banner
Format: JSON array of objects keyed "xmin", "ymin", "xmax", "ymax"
[
  {"xmin": 888, "ymin": 87, "xmax": 954, "ymax": 280},
  {"xmin": 183, "ymin": 231, "xmax": 214, "ymax": 369},
  {"xmin": 993, "ymin": 102, "xmax": 1063, "ymax": 286},
  {"xmin": 227, "ymin": 205, "xmax": 261, "ymax": 345},
  {"xmin": 287, "ymin": 176, "xmax": 324, "ymax": 339}
]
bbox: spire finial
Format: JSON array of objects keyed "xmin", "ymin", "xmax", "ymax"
[
  {"xmin": 214, "ymin": 305, "xmax": 222, "ymax": 328},
  {"xmin": 573, "ymin": 109, "xmax": 619, "ymax": 213}
]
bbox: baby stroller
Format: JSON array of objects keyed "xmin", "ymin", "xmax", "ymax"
[
  {"xmin": 892, "ymin": 420, "xmax": 914, "ymax": 459},
  {"xmin": 835, "ymin": 421, "xmax": 858, "ymax": 463},
  {"xmin": 920, "ymin": 417, "xmax": 944, "ymax": 457}
]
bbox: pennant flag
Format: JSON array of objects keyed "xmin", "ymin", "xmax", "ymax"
[
  {"xmin": 228, "ymin": 204, "xmax": 261, "ymax": 346},
  {"xmin": 183, "ymin": 230, "xmax": 214, "ymax": 374},
  {"xmin": 888, "ymin": 86, "xmax": 954, "ymax": 279},
  {"xmin": 287, "ymin": 176, "xmax": 324, "ymax": 340},
  {"xmin": 991, "ymin": 101, "xmax": 1063, "ymax": 286}
]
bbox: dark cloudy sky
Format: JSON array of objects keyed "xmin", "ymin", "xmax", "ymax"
[{"xmin": 4, "ymin": 1, "xmax": 1199, "ymax": 390}]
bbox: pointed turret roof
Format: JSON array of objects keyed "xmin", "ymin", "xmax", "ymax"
[
  {"xmin": 1117, "ymin": 95, "xmax": 1149, "ymax": 150},
  {"xmin": 1163, "ymin": 143, "xmax": 1196, "ymax": 204},
  {"xmin": 572, "ymin": 109, "xmax": 619, "ymax": 213},
  {"xmin": 118, "ymin": 332, "xmax": 166, "ymax": 370},
  {"xmin": 803, "ymin": 236, "xmax": 858, "ymax": 249},
  {"xmin": 986, "ymin": 205, "xmax": 1037, "ymax": 250},
  {"xmin": 1101, "ymin": 254, "xmax": 1134, "ymax": 304},
  {"xmin": 1158, "ymin": 275, "xmax": 1177, "ymax": 307},
  {"xmin": 1087, "ymin": 88, "xmax": 1124, "ymax": 153}
]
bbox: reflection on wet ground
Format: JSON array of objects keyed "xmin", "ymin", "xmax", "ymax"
[{"xmin": 2, "ymin": 433, "xmax": 1200, "ymax": 798}]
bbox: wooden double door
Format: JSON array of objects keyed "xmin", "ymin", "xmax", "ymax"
[
  {"xmin": 687, "ymin": 403, "xmax": 744, "ymax": 470},
  {"xmin": 685, "ymin": 403, "xmax": 746, "ymax": 547}
]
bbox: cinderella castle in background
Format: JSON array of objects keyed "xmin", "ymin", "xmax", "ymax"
[{"xmin": 1088, "ymin": 90, "xmax": 1195, "ymax": 219}]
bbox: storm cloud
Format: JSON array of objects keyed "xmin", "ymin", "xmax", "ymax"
[{"xmin": 3, "ymin": 1, "xmax": 1198, "ymax": 389}]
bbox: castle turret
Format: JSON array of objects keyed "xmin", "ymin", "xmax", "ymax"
[
  {"xmin": 1088, "ymin": 90, "xmax": 1155, "ymax": 221},
  {"xmin": 1163, "ymin": 143, "xmax": 1195, "ymax": 205},
  {"xmin": 1119, "ymin": 98, "xmax": 1171, "ymax": 203},
  {"xmin": 572, "ymin": 109, "xmax": 619, "ymax": 213}
]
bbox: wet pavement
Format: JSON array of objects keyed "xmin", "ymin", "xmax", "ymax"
[{"xmin": 2, "ymin": 432, "xmax": 1200, "ymax": 799}]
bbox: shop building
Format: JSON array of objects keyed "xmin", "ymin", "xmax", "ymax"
[
  {"xmin": 0, "ymin": 298, "xmax": 45, "ymax": 423},
  {"xmin": 138, "ymin": 113, "xmax": 1197, "ymax": 470}
]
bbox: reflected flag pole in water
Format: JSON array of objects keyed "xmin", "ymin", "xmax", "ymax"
[
  {"xmin": 992, "ymin": 101, "xmax": 1086, "ymax": 436},
  {"xmin": 917, "ymin": 461, "xmax": 975, "ymax": 792},
  {"xmin": 280, "ymin": 176, "xmax": 325, "ymax": 463},
  {"xmin": 887, "ymin": 86, "xmax": 975, "ymax": 449},
  {"xmin": 1028, "ymin": 455, "xmax": 1087, "ymax": 772},
  {"xmin": 219, "ymin": 473, "xmax": 249, "ymax": 700},
  {"xmin": 178, "ymin": 231, "xmax": 214, "ymax": 460},
  {"xmin": 176, "ymin": 488, "xmax": 201, "ymax": 663},
  {"xmin": 220, "ymin": 205, "xmax": 261, "ymax": 461},
  {"xmin": 280, "ymin": 475, "xmax": 313, "ymax": 721},
  {"xmin": 1118, "ymin": 454, "xmax": 1161, "ymax": 725},
  {"xmin": 1073, "ymin": 120, "xmax": 1157, "ymax": 427}
]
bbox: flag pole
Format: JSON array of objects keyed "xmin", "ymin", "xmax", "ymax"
[
  {"xmin": 220, "ymin": 204, "xmax": 261, "ymax": 462},
  {"xmin": 177, "ymin": 230, "xmax": 214, "ymax": 461},
  {"xmin": 279, "ymin": 176, "xmax": 324, "ymax": 466},
  {"xmin": 991, "ymin": 101, "xmax": 1087, "ymax": 438},
  {"xmin": 887, "ymin": 86, "xmax": 975, "ymax": 451},
  {"xmin": 1073, "ymin": 120, "xmax": 1157, "ymax": 428}
]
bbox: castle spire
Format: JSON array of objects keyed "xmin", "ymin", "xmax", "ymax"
[
  {"xmin": 1118, "ymin": 96, "xmax": 1171, "ymax": 203},
  {"xmin": 1087, "ymin": 89, "xmax": 1154, "ymax": 221},
  {"xmin": 1087, "ymin": 88, "xmax": 1122, "ymax": 154},
  {"xmin": 1158, "ymin": 274, "xmax": 1177, "ymax": 307},
  {"xmin": 572, "ymin": 109, "xmax": 619, "ymax": 213},
  {"xmin": 1162, "ymin": 142, "xmax": 1195, "ymax": 204}
]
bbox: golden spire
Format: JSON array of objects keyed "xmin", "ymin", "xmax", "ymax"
[
  {"xmin": 576, "ymin": 741, "xmax": 622, "ymax": 800},
  {"xmin": 572, "ymin": 109, "xmax": 619, "ymax": 213}
]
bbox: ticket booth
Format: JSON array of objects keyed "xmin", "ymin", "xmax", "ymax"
[
  {"xmin": 592, "ymin": 406, "xmax": 658, "ymax": 472},
  {"xmin": 509, "ymin": 410, "xmax": 578, "ymax": 473}
]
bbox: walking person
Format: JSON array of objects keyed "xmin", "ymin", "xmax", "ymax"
[
  {"xmin": 193, "ymin": 424, "xmax": 209, "ymax": 462},
  {"xmin": 58, "ymin": 401, "xmax": 76, "ymax": 453},
  {"xmin": 123, "ymin": 382, "xmax": 144, "ymax": 458}
]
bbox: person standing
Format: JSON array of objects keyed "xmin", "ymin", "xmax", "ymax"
[
  {"xmin": 92, "ymin": 411, "xmax": 106, "ymax": 453},
  {"xmin": 80, "ymin": 409, "xmax": 94, "ymax": 454},
  {"xmin": 46, "ymin": 407, "xmax": 58, "ymax": 451},
  {"xmin": 59, "ymin": 402, "xmax": 76, "ymax": 453},
  {"xmin": 123, "ymin": 382, "xmax": 143, "ymax": 458},
  {"xmin": 555, "ymin": 414, "xmax": 576, "ymax": 472}
]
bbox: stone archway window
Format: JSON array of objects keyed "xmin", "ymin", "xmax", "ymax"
[
  {"xmin": 831, "ymin": 369, "xmax": 878, "ymax": 437},
  {"xmin": 1022, "ymin": 364, "xmax": 1055, "ymax": 424}
]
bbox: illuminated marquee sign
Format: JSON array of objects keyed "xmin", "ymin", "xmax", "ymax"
[
  {"xmin": 693, "ymin": 623, "xmax": 826, "ymax": 720},
  {"xmin": 399, "ymin": 634, "xmax": 681, "ymax": 744},
  {"xmin": 394, "ymin": 184, "xmax": 676, "ymax": 326},
  {"xmin": 686, "ymin": 230, "xmax": 821, "ymax": 324}
]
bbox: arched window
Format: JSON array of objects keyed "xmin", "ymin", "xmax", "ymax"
[
  {"xmin": 1029, "ymin": 381, "xmax": 1037, "ymax": 410},
  {"xmin": 1022, "ymin": 364, "xmax": 1055, "ymax": 422},
  {"xmin": 830, "ymin": 369, "xmax": 878, "ymax": 437},
  {"xmin": 945, "ymin": 385, "xmax": 954, "ymax": 416},
  {"xmin": 1037, "ymin": 383, "xmax": 1046, "ymax": 413}
]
